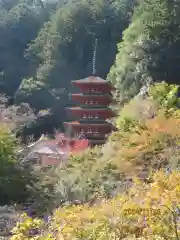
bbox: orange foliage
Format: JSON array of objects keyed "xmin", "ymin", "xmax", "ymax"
[
  {"xmin": 71, "ymin": 139, "xmax": 89, "ymax": 153},
  {"xmin": 146, "ymin": 116, "xmax": 180, "ymax": 136},
  {"xmin": 110, "ymin": 115, "xmax": 180, "ymax": 177}
]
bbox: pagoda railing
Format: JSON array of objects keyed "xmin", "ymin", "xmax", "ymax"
[
  {"xmin": 79, "ymin": 105, "xmax": 110, "ymax": 108},
  {"xmin": 77, "ymin": 132, "xmax": 107, "ymax": 138},
  {"xmin": 83, "ymin": 90, "xmax": 113, "ymax": 95},
  {"xmin": 79, "ymin": 105, "xmax": 112, "ymax": 109},
  {"xmin": 79, "ymin": 119, "xmax": 107, "ymax": 124}
]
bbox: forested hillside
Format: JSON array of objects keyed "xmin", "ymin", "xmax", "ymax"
[
  {"xmin": 109, "ymin": 0, "xmax": 180, "ymax": 102},
  {"xmin": 1, "ymin": 0, "xmax": 180, "ymax": 239},
  {"xmin": 1, "ymin": 0, "xmax": 180, "ymax": 136},
  {"xmin": 10, "ymin": 83, "xmax": 180, "ymax": 239},
  {"xmin": 0, "ymin": 0, "xmax": 136, "ymax": 138}
]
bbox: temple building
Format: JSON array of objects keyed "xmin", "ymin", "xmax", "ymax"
[{"xmin": 63, "ymin": 76, "xmax": 116, "ymax": 146}]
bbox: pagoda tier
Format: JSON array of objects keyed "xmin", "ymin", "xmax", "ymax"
[
  {"xmin": 63, "ymin": 76, "xmax": 116, "ymax": 147},
  {"xmin": 66, "ymin": 107, "xmax": 117, "ymax": 120},
  {"xmin": 72, "ymin": 76, "xmax": 115, "ymax": 93},
  {"xmin": 58, "ymin": 134, "xmax": 106, "ymax": 146},
  {"xmin": 63, "ymin": 121, "xmax": 116, "ymax": 138},
  {"xmin": 71, "ymin": 93, "xmax": 114, "ymax": 106},
  {"xmin": 89, "ymin": 139, "xmax": 106, "ymax": 145}
]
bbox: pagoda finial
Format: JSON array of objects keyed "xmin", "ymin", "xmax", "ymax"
[{"xmin": 92, "ymin": 38, "xmax": 98, "ymax": 76}]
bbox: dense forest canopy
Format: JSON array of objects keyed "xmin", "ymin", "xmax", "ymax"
[
  {"xmin": 0, "ymin": 0, "xmax": 136, "ymax": 138},
  {"xmin": 1, "ymin": 0, "xmax": 180, "ymax": 137},
  {"xmin": 109, "ymin": 0, "xmax": 180, "ymax": 102}
]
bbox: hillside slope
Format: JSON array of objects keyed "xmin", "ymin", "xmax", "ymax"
[{"xmin": 11, "ymin": 82, "xmax": 180, "ymax": 239}]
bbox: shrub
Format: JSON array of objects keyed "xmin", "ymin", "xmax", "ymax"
[
  {"xmin": 0, "ymin": 205, "xmax": 19, "ymax": 237},
  {"xmin": 149, "ymin": 82, "xmax": 180, "ymax": 109},
  {"xmin": 113, "ymin": 83, "xmax": 180, "ymax": 177},
  {"xmin": 11, "ymin": 170, "xmax": 180, "ymax": 240},
  {"xmin": 52, "ymin": 146, "xmax": 124, "ymax": 206},
  {"xmin": 116, "ymin": 82, "xmax": 180, "ymax": 132},
  {"xmin": 10, "ymin": 82, "xmax": 180, "ymax": 239},
  {"xmin": 116, "ymin": 98, "xmax": 157, "ymax": 131},
  {"xmin": 21, "ymin": 83, "xmax": 180, "ymax": 214},
  {"xmin": 109, "ymin": 115, "xmax": 180, "ymax": 177},
  {"xmin": 0, "ymin": 126, "xmax": 31, "ymax": 205}
]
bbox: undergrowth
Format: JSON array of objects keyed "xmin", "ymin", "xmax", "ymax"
[{"xmin": 11, "ymin": 82, "xmax": 180, "ymax": 239}]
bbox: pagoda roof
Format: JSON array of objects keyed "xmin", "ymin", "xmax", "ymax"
[
  {"xmin": 63, "ymin": 121, "xmax": 113, "ymax": 127},
  {"xmin": 64, "ymin": 121, "xmax": 109, "ymax": 125},
  {"xmin": 66, "ymin": 107, "xmax": 113, "ymax": 111},
  {"xmin": 89, "ymin": 139, "xmax": 106, "ymax": 144},
  {"xmin": 71, "ymin": 93, "xmax": 115, "ymax": 105},
  {"xmin": 72, "ymin": 76, "xmax": 108, "ymax": 83},
  {"xmin": 72, "ymin": 76, "xmax": 115, "ymax": 89},
  {"xmin": 71, "ymin": 93, "xmax": 113, "ymax": 98},
  {"xmin": 61, "ymin": 137, "xmax": 106, "ymax": 145},
  {"xmin": 64, "ymin": 121, "xmax": 117, "ymax": 131}
]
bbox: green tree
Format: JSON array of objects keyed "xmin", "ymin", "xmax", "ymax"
[
  {"xmin": 108, "ymin": 0, "xmax": 180, "ymax": 102},
  {"xmin": 0, "ymin": 0, "xmax": 48, "ymax": 98},
  {"xmin": 0, "ymin": 126, "xmax": 30, "ymax": 205}
]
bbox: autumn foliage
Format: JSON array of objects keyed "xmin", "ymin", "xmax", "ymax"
[
  {"xmin": 11, "ymin": 170, "xmax": 180, "ymax": 240},
  {"xmin": 10, "ymin": 83, "xmax": 180, "ymax": 240}
]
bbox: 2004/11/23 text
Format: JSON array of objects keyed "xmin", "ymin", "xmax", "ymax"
[{"xmin": 124, "ymin": 208, "xmax": 161, "ymax": 215}]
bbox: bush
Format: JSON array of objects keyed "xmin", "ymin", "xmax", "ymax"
[
  {"xmin": 116, "ymin": 98, "xmax": 157, "ymax": 131},
  {"xmin": 116, "ymin": 82, "xmax": 180, "ymax": 132},
  {"xmin": 19, "ymin": 83, "xmax": 180, "ymax": 216},
  {"xmin": 10, "ymin": 82, "xmax": 180, "ymax": 239},
  {"xmin": 52, "ymin": 146, "xmax": 124, "ymax": 206},
  {"xmin": 149, "ymin": 82, "xmax": 180, "ymax": 109},
  {"xmin": 0, "ymin": 205, "xmax": 19, "ymax": 237},
  {"xmin": 0, "ymin": 125, "xmax": 31, "ymax": 205},
  {"xmin": 109, "ymin": 115, "xmax": 180, "ymax": 178},
  {"xmin": 11, "ymin": 170, "xmax": 180, "ymax": 240}
]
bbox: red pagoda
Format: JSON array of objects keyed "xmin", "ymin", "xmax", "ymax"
[{"xmin": 63, "ymin": 76, "xmax": 116, "ymax": 146}]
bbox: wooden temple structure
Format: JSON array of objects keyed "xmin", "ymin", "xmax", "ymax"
[
  {"xmin": 20, "ymin": 76, "xmax": 116, "ymax": 167},
  {"xmin": 63, "ymin": 76, "xmax": 116, "ymax": 146}
]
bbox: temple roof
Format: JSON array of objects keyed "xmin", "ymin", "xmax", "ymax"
[
  {"xmin": 66, "ymin": 107, "xmax": 113, "ymax": 111},
  {"xmin": 72, "ymin": 76, "xmax": 108, "ymax": 83},
  {"xmin": 34, "ymin": 146, "xmax": 60, "ymax": 155},
  {"xmin": 72, "ymin": 76, "xmax": 115, "ymax": 89},
  {"xmin": 71, "ymin": 93, "xmax": 113, "ymax": 98},
  {"xmin": 64, "ymin": 121, "xmax": 112, "ymax": 127},
  {"xmin": 89, "ymin": 139, "xmax": 106, "ymax": 144}
]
